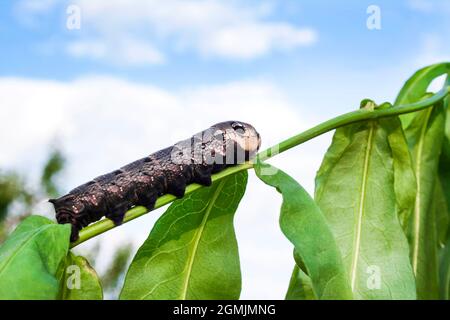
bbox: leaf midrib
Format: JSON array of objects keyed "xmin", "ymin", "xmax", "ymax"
[
  {"xmin": 179, "ymin": 180, "xmax": 226, "ymax": 299},
  {"xmin": 350, "ymin": 123, "xmax": 374, "ymax": 291}
]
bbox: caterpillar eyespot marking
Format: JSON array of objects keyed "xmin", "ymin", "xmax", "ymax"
[{"xmin": 50, "ymin": 121, "xmax": 261, "ymax": 242}]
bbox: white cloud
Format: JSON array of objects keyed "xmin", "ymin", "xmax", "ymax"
[
  {"xmin": 15, "ymin": 0, "xmax": 318, "ymax": 64},
  {"xmin": 0, "ymin": 75, "xmax": 329, "ymax": 299},
  {"xmin": 199, "ymin": 23, "xmax": 317, "ymax": 59}
]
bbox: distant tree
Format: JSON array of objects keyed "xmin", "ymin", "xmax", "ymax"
[
  {"xmin": 41, "ymin": 149, "xmax": 66, "ymax": 198},
  {"xmin": 0, "ymin": 172, "xmax": 23, "ymax": 222},
  {"xmin": 101, "ymin": 242, "xmax": 133, "ymax": 294},
  {"xmin": 0, "ymin": 149, "xmax": 66, "ymax": 241}
]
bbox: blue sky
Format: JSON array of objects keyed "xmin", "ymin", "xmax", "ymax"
[
  {"xmin": 0, "ymin": 0, "xmax": 449, "ymax": 299},
  {"xmin": 1, "ymin": 0, "xmax": 448, "ymax": 119},
  {"xmin": 1, "ymin": 0, "xmax": 448, "ymax": 87}
]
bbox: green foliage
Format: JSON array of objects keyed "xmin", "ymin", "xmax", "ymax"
[
  {"xmin": 120, "ymin": 172, "xmax": 247, "ymax": 300},
  {"xmin": 285, "ymin": 265, "xmax": 316, "ymax": 300},
  {"xmin": 101, "ymin": 243, "xmax": 132, "ymax": 291},
  {"xmin": 57, "ymin": 252, "xmax": 103, "ymax": 300},
  {"xmin": 0, "ymin": 172, "xmax": 26, "ymax": 243},
  {"xmin": 384, "ymin": 116, "xmax": 417, "ymax": 230},
  {"xmin": 315, "ymin": 115, "xmax": 416, "ymax": 299},
  {"xmin": 0, "ymin": 172, "xmax": 24, "ymax": 222},
  {"xmin": 440, "ymin": 82, "xmax": 450, "ymax": 212},
  {"xmin": 0, "ymin": 216, "xmax": 71, "ymax": 299},
  {"xmin": 402, "ymin": 96, "xmax": 445, "ymax": 299},
  {"xmin": 395, "ymin": 66, "xmax": 450, "ymax": 300},
  {"xmin": 0, "ymin": 147, "xmax": 67, "ymax": 243},
  {"xmin": 41, "ymin": 149, "xmax": 66, "ymax": 197},
  {"xmin": 255, "ymin": 162, "xmax": 352, "ymax": 299},
  {"xmin": 1, "ymin": 63, "xmax": 450, "ymax": 300},
  {"xmin": 439, "ymin": 76, "xmax": 450, "ymax": 300},
  {"xmin": 440, "ymin": 236, "xmax": 450, "ymax": 300},
  {"xmin": 395, "ymin": 63, "xmax": 450, "ymax": 127}
]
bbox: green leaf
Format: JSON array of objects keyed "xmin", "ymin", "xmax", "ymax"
[
  {"xmin": 255, "ymin": 162, "xmax": 352, "ymax": 300},
  {"xmin": 435, "ymin": 179, "xmax": 450, "ymax": 300},
  {"xmin": 384, "ymin": 116, "xmax": 417, "ymax": 229},
  {"xmin": 315, "ymin": 116, "xmax": 416, "ymax": 299},
  {"xmin": 285, "ymin": 265, "xmax": 316, "ymax": 300},
  {"xmin": 395, "ymin": 63, "xmax": 450, "ymax": 127},
  {"xmin": 438, "ymin": 76, "xmax": 450, "ymax": 300},
  {"xmin": 403, "ymin": 97, "xmax": 446, "ymax": 299},
  {"xmin": 0, "ymin": 215, "xmax": 71, "ymax": 299},
  {"xmin": 438, "ymin": 75, "xmax": 450, "ymax": 220},
  {"xmin": 120, "ymin": 172, "xmax": 247, "ymax": 300},
  {"xmin": 434, "ymin": 180, "xmax": 449, "ymax": 249},
  {"xmin": 440, "ymin": 140, "xmax": 450, "ymax": 225},
  {"xmin": 440, "ymin": 236, "xmax": 450, "ymax": 300},
  {"xmin": 57, "ymin": 252, "xmax": 103, "ymax": 300}
]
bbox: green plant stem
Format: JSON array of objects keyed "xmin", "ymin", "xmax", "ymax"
[
  {"xmin": 258, "ymin": 87, "xmax": 449, "ymax": 161},
  {"xmin": 71, "ymin": 86, "xmax": 450, "ymax": 248},
  {"xmin": 70, "ymin": 163, "xmax": 253, "ymax": 247}
]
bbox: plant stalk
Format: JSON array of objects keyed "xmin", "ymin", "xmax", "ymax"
[{"xmin": 71, "ymin": 86, "xmax": 450, "ymax": 248}]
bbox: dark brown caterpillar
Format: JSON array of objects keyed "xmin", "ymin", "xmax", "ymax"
[{"xmin": 50, "ymin": 121, "xmax": 261, "ymax": 241}]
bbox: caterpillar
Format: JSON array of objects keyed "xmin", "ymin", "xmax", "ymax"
[{"xmin": 50, "ymin": 121, "xmax": 261, "ymax": 242}]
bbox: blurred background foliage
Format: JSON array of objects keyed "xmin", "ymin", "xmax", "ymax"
[{"xmin": 0, "ymin": 148, "xmax": 132, "ymax": 297}]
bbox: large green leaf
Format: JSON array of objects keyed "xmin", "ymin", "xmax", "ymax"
[
  {"xmin": 440, "ymin": 236, "xmax": 450, "ymax": 300},
  {"xmin": 120, "ymin": 172, "xmax": 247, "ymax": 300},
  {"xmin": 436, "ymin": 178, "xmax": 450, "ymax": 300},
  {"xmin": 438, "ymin": 75, "xmax": 450, "ymax": 219},
  {"xmin": 255, "ymin": 162, "xmax": 352, "ymax": 300},
  {"xmin": 441, "ymin": 155, "xmax": 450, "ymax": 215},
  {"xmin": 57, "ymin": 252, "xmax": 103, "ymax": 300},
  {"xmin": 395, "ymin": 64, "xmax": 450, "ymax": 300},
  {"xmin": 383, "ymin": 116, "xmax": 417, "ymax": 230},
  {"xmin": 403, "ymin": 98, "xmax": 445, "ymax": 299},
  {"xmin": 434, "ymin": 180, "xmax": 449, "ymax": 249},
  {"xmin": 395, "ymin": 63, "xmax": 450, "ymax": 127},
  {"xmin": 0, "ymin": 215, "xmax": 71, "ymax": 299},
  {"xmin": 285, "ymin": 265, "xmax": 316, "ymax": 300},
  {"xmin": 438, "ymin": 76, "xmax": 450, "ymax": 300},
  {"xmin": 315, "ymin": 111, "xmax": 416, "ymax": 299}
]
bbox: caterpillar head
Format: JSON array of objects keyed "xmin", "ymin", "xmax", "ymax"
[
  {"xmin": 49, "ymin": 194, "xmax": 84, "ymax": 224},
  {"xmin": 212, "ymin": 121, "xmax": 261, "ymax": 162}
]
